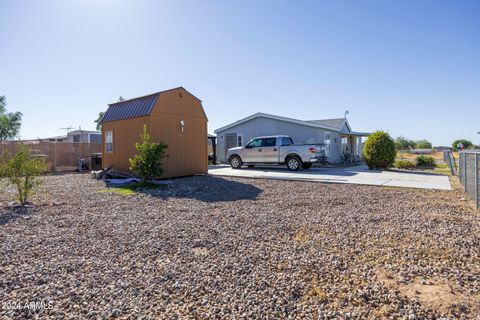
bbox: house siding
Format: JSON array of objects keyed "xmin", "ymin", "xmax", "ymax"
[{"xmin": 216, "ymin": 116, "xmax": 343, "ymax": 163}]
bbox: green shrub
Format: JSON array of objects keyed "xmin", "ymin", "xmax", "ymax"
[
  {"xmin": 416, "ymin": 155, "xmax": 436, "ymax": 167},
  {"xmin": 362, "ymin": 131, "xmax": 396, "ymax": 169},
  {"xmin": 0, "ymin": 144, "xmax": 47, "ymax": 206},
  {"xmin": 129, "ymin": 125, "xmax": 168, "ymax": 182},
  {"xmin": 394, "ymin": 159, "xmax": 415, "ymax": 169}
]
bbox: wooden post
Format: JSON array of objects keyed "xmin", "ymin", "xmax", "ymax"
[{"xmin": 54, "ymin": 140, "xmax": 57, "ymax": 172}]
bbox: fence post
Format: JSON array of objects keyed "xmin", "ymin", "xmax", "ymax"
[
  {"xmin": 475, "ymin": 153, "xmax": 479, "ymax": 209},
  {"xmin": 453, "ymin": 152, "xmax": 457, "ymax": 175},
  {"xmin": 464, "ymin": 153, "xmax": 467, "ymax": 191},
  {"xmin": 459, "ymin": 153, "xmax": 462, "ymax": 182}
]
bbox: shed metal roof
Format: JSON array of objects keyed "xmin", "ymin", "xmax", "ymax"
[
  {"xmin": 101, "ymin": 93, "xmax": 159, "ymax": 123},
  {"xmin": 100, "ymin": 87, "xmax": 203, "ymax": 123}
]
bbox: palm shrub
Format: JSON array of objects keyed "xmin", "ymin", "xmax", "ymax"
[
  {"xmin": 129, "ymin": 125, "xmax": 168, "ymax": 182},
  {"xmin": 362, "ymin": 131, "xmax": 396, "ymax": 169},
  {"xmin": 416, "ymin": 155, "xmax": 436, "ymax": 167},
  {"xmin": 0, "ymin": 144, "xmax": 47, "ymax": 206}
]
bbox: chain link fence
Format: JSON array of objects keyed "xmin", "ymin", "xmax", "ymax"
[
  {"xmin": 454, "ymin": 151, "xmax": 480, "ymax": 209},
  {"xmin": 443, "ymin": 150, "xmax": 457, "ymax": 175}
]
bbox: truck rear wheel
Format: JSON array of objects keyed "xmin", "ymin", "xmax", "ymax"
[
  {"xmin": 286, "ymin": 156, "xmax": 301, "ymax": 171},
  {"xmin": 229, "ymin": 155, "xmax": 243, "ymax": 169}
]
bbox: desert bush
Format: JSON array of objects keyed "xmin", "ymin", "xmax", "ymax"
[
  {"xmin": 416, "ymin": 155, "xmax": 436, "ymax": 167},
  {"xmin": 0, "ymin": 144, "xmax": 47, "ymax": 206},
  {"xmin": 394, "ymin": 159, "xmax": 415, "ymax": 169},
  {"xmin": 363, "ymin": 131, "xmax": 396, "ymax": 169},
  {"xmin": 129, "ymin": 125, "xmax": 168, "ymax": 182}
]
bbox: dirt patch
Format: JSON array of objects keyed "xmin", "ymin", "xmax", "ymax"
[
  {"xmin": 293, "ymin": 229, "xmax": 310, "ymax": 243},
  {"xmin": 376, "ymin": 269, "xmax": 480, "ymax": 317},
  {"xmin": 191, "ymin": 246, "xmax": 209, "ymax": 255}
]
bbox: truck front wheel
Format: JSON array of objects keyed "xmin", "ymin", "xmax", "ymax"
[
  {"xmin": 286, "ymin": 156, "xmax": 302, "ymax": 171},
  {"xmin": 229, "ymin": 155, "xmax": 243, "ymax": 169}
]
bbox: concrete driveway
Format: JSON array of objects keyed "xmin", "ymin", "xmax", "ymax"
[{"xmin": 208, "ymin": 164, "xmax": 451, "ymax": 190}]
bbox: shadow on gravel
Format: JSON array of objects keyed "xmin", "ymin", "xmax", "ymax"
[
  {"xmin": 0, "ymin": 206, "xmax": 32, "ymax": 226},
  {"xmin": 138, "ymin": 176, "xmax": 263, "ymax": 203}
]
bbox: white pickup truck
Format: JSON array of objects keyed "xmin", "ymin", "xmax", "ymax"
[{"xmin": 226, "ymin": 135, "xmax": 326, "ymax": 171}]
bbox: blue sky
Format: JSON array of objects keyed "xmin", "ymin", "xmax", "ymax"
[{"xmin": 1, "ymin": 0, "xmax": 479, "ymax": 146}]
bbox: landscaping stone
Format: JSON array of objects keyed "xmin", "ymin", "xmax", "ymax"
[{"xmin": 0, "ymin": 174, "xmax": 478, "ymax": 319}]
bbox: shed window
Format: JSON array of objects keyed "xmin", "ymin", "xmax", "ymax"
[{"xmin": 105, "ymin": 131, "xmax": 113, "ymax": 153}]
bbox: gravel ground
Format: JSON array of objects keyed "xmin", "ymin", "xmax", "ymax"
[{"xmin": 0, "ymin": 174, "xmax": 479, "ymax": 319}]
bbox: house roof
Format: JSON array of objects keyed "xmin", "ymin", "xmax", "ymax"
[
  {"xmin": 100, "ymin": 87, "xmax": 202, "ymax": 123},
  {"xmin": 214, "ymin": 112, "xmax": 347, "ymax": 133},
  {"xmin": 67, "ymin": 130, "xmax": 101, "ymax": 135},
  {"xmin": 307, "ymin": 118, "xmax": 350, "ymax": 132}
]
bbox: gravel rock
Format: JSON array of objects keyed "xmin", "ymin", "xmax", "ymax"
[{"xmin": 0, "ymin": 174, "xmax": 479, "ymax": 319}]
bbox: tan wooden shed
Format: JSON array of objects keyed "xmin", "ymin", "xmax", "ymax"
[{"xmin": 100, "ymin": 87, "xmax": 208, "ymax": 179}]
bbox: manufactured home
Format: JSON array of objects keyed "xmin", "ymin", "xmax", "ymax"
[
  {"xmin": 214, "ymin": 113, "xmax": 369, "ymax": 164},
  {"xmin": 100, "ymin": 87, "xmax": 208, "ymax": 179}
]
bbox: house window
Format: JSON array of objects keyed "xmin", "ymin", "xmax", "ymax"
[
  {"xmin": 237, "ymin": 134, "xmax": 243, "ymax": 147},
  {"xmin": 324, "ymin": 132, "xmax": 331, "ymax": 157},
  {"xmin": 105, "ymin": 131, "xmax": 113, "ymax": 153}
]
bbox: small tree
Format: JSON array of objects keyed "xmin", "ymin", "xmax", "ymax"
[
  {"xmin": 452, "ymin": 139, "xmax": 473, "ymax": 151},
  {"xmin": 395, "ymin": 136, "xmax": 415, "ymax": 150},
  {"xmin": 94, "ymin": 111, "xmax": 105, "ymax": 131},
  {"xmin": 0, "ymin": 144, "xmax": 47, "ymax": 206},
  {"xmin": 129, "ymin": 125, "xmax": 168, "ymax": 182},
  {"xmin": 363, "ymin": 131, "xmax": 396, "ymax": 169},
  {"xmin": 415, "ymin": 139, "xmax": 432, "ymax": 149},
  {"xmin": 0, "ymin": 96, "xmax": 23, "ymax": 141}
]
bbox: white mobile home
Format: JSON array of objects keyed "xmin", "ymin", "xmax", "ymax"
[{"xmin": 214, "ymin": 113, "xmax": 369, "ymax": 164}]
